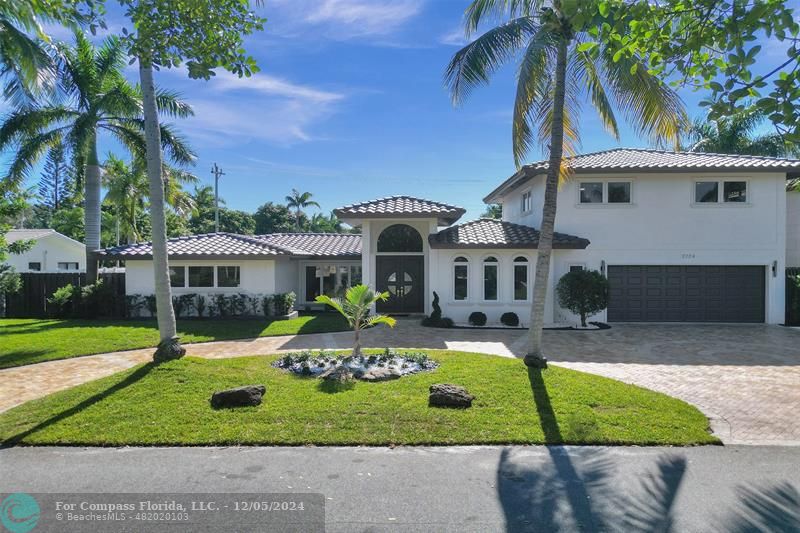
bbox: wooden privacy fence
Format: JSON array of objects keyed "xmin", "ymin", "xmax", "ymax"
[
  {"xmin": 3, "ymin": 272, "xmax": 126, "ymax": 318},
  {"xmin": 788, "ymin": 267, "xmax": 800, "ymax": 326}
]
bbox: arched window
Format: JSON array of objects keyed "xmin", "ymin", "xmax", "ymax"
[
  {"xmin": 453, "ymin": 256, "xmax": 468, "ymax": 301},
  {"xmin": 483, "ymin": 256, "xmax": 498, "ymax": 301},
  {"xmin": 377, "ymin": 224, "xmax": 423, "ymax": 253},
  {"xmin": 513, "ymin": 256, "xmax": 529, "ymax": 301}
]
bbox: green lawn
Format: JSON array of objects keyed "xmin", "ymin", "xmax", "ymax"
[
  {"xmin": 0, "ymin": 350, "xmax": 719, "ymax": 446},
  {"xmin": 0, "ymin": 315, "xmax": 349, "ymax": 369}
]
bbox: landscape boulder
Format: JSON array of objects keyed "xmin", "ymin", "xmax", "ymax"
[
  {"xmin": 428, "ymin": 383, "xmax": 474, "ymax": 408},
  {"xmin": 210, "ymin": 385, "xmax": 266, "ymax": 408},
  {"xmin": 358, "ymin": 367, "xmax": 402, "ymax": 382},
  {"xmin": 319, "ymin": 366, "xmax": 354, "ymax": 383}
]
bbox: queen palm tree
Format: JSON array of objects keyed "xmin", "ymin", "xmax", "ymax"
[
  {"xmin": 285, "ymin": 189, "xmax": 320, "ymax": 231},
  {"xmin": 104, "ymin": 154, "xmax": 198, "ymax": 244},
  {"xmin": 684, "ymin": 109, "xmax": 799, "ymax": 158},
  {"xmin": 0, "ymin": 32, "xmax": 194, "ymax": 280},
  {"xmin": 446, "ymin": 0, "xmax": 685, "ymax": 366}
]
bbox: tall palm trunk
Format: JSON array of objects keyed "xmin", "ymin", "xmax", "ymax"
[
  {"xmin": 84, "ymin": 133, "xmax": 101, "ymax": 281},
  {"xmin": 525, "ymin": 37, "xmax": 569, "ymax": 368},
  {"xmin": 139, "ymin": 56, "xmax": 184, "ymax": 361}
]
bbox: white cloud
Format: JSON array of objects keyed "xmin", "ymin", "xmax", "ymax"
[
  {"xmin": 269, "ymin": 0, "xmax": 424, "ymax": 40},
  {"xmin": 439, "ymin": 27, "xmax": 471, "ymax": 47},
  {"xmin": 210, "ymin": 71, "xmax": 344, "ymax": 104}
]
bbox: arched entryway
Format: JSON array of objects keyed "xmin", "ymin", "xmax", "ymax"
[{"xmin": 375, "ymin": 224, "xmax": 424, "ymax": 313}]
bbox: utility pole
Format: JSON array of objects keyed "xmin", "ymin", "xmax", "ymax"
[{"xmin": 211, "ymin": 163, "xmax": 225, "ymax": 233}]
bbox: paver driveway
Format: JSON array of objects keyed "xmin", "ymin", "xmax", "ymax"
[{"xmin": 1, "ymin": 321, "xmax": 798, "ymax": 445}]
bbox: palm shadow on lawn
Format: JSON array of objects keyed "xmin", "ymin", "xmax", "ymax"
[
  {"xmin": 495, "ymin": 368, "xmax": 798, "ymax": 531},
  {"xmin": 1, "ymin": 362, "xmax": 157, "ymax": 447}
]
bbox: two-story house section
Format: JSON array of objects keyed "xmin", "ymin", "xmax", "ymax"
[{"xmin": 484, "ymin": 148, "xmax": 800, "ymax": 324}]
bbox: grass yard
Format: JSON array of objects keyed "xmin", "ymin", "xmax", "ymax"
[
  {"xmin": 0, "ymin": 314, "xmax": 349, "ymax": 369},
  {"xmin": 0, "ymin": 350, "xmax": 719, "ymax": 446}
]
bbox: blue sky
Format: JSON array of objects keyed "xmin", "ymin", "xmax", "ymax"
[{"xmin": 13, "ymin": 0, "xmax": 800, "ymax": 222}]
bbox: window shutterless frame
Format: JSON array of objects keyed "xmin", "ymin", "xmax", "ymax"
[
  {"xmin": 513, "ymin": 256, "xmax": 529, "ymax": 301},
  {"xmin": 692, "ymin": 178, "xmax": 750, "ymax": 206},
  {"xmin": 482, "ymin": 256, "xmax": 499, "ymax": 301},
  {"xmin": 453, "ymin": 256, "xmax": 469, "ymax": 301},
  {"xmin": 577, "ymin": 179, "xmax": 633, "ymax": 205}
]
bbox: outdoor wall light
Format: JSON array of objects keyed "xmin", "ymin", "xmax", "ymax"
[{"xmin": 772, "ymin": 260, "xmax": 778, "ymax": 277}]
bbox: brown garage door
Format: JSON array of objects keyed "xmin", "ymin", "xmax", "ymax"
[{"xmin": 607, "ymin": 265, "xmax": 765, "ymax": 322}]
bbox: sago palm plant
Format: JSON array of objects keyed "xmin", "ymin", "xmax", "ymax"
[
  {"xmin": 316, "ymin": 284, "xmax": 397, "ymax": 357},
  {"xmin": 446, "ymin": 0, "xmax": 686, "ymax": 366}
]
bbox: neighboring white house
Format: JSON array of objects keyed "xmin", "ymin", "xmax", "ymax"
[
  {"xmin": 4, "ymin": 229, "xmax": 86, "ymax": 273},
  {"xmin": 101, "ymin": 148, "xmax": 800, "ymax": 325}
]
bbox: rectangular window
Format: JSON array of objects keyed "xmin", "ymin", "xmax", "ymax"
[
  {"xmin": 454, "ymin": 265, "xmax": 468, "ymax": 300},
  {"xmin": 608, "ymin": 182, "xmax": 631, "ymax": 203},
  {"xmin": 350, "ymin": 266, "xmax": 362, "ymax": 285},
  {"xmin": 513, "ymin": 264, "xmax": 528, "ymax": 300},
  {"xmin": 169, "ymin": 266, "xmax": 186, "ymax": 288},
  {"xmin": 58, "ymin": 262, "xmax": 79, "ymax": 270},
  {"xmin": 28, "ymin": 262, "xmax": 41, "ymax": 271},
  {"xmin": 483, "ymin": 264, "xmax": 498, "ymax": 300},
  {"xmin": 579, "ymin": 182, "xmax": 604, "ymax": 203},
  {"xmin": 569, "ymin": 264, "xmax": 585, "ymax": 273},
  {"xmin": 217, "ymin": 266, "xmax": 240, "ymax": 287},
  {"xmin": 305, "ymin": 266, "xmax": 320, "ymax": 301},
  {"xmin": 521, "ymin": 190, "xmax": 532, "ymax": 213},
  {"xmin": 724, "ymin": 181, "xmax": 747, "ymax": 202},
  {"xmin": 695, "ymin": 181, "xmax": 719, "ymax": 203},
  {"xmin": 188, "ymin": 266, "xmax": 214, "ymax": 287}
]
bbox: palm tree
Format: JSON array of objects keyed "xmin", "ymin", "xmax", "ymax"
[
  {"xmin": 310, "ymin": 211, "xmax": 343, "ymax": 233},
  {"xmin": 316, "ymin": 284, "xmax": 397, "ymax": 358},
  {"xmin": 0, "ymin": 32, "xmax": 194, "ymax": 280},
  {"xmin": 684, "ymin": 109, "xmax": 799, "ymax": 157},
  {"xmin": 446, "ymin": 0, "xmax": 685, "ymax": 366},
  {"xmin": 285, "ymin": 189, "xmax": 320, "ymax": 231},
  {"xmin": 104, "ymin": 154, "xmax": 198, "ymax": 244}
]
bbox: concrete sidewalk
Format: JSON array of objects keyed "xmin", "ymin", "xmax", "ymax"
[{"xmin": 2, "ymin": 445, "xmax": 798, "ymax": 532}]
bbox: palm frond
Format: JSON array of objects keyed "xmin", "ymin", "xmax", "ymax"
[
  {"xmin": 445, "ymin": 16, "xmax": 538, "ymax": 105},
  {"xmin": 463, "ymin": 0, "xmax": 541, "ymax": 35},
  {"xmin": 598, "ymin": 44, "xmax": 687, "ymax": 149},
  {"xmin": 0, "ymin": 106, "xmax": 78, "ymax": 150},
  {"xmin": 572, "ymin": 46, "xmax": 619, "ymax": 140},
  {"xmin": 3, "ymin": 128, "xmax": 64, "ymax": 188},
  {"xmin": 365, "ymin": 315, "xmax": 397, "ymax": 328},
  {"xmin": 0, "ymin": 19, "xmax": 55, "ymax": 103},
  {"xmin": 154, "ymin": 88, "xmax": 194, "ymax": 118}
]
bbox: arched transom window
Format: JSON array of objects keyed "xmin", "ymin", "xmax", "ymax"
[{"xmin": 377, "ymin": 224, "xmax": 423, "ymax": 253}]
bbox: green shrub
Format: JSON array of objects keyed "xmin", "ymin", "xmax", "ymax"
[
  {"xmin": 48, "ymin": 284, "xmax": 77, "ymax": 318},
  {"xmin": 144, "ymin": 295, "xmax": 157, "ymax": 317},
  {"xmin": 430, "ymin": 291, "xmax": 442, "ymax": 320},
  {"xmin": 501, "ymin": 312, "xmax": 519, "ymax": 327},
  {"xmin": 196, "ymin": 295, "xmax": 207, "ymax": 318},
  {"xmin": 212, "ymin": 294, "xmax": 230, "ymax": 318},
  {"xmin": 421, "ymin": 291, "xmax": 454, "ymax": 328},
  {"xmin": 125, "ymin": 295, "xmax": 145, "ymax": 317},
  {"xmin": 469, "ymin": 311, "xmax": 487, "ymax": 326},
  {"xmin": 262, "ymin": 295, "xmax": 274, "ymax": 317},
  {"xmin": 274, "ymin": 291, "xmax": 296, "ymax": 315},
  {"xmin": 556, "ymin": 269, "xmax": 609, "ymax": 327}
]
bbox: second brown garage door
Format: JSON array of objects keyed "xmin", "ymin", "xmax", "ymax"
[{"xmin": 607, "ymin": 265, "xmax": 765, "ymax": 322}]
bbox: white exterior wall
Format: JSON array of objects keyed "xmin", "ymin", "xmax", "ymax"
[
  {"xmin": 125, "ymin": 259, "xmax": 278, "ymax": 296},
  {"xmin": 430, "ymin": 247, "xmax": 560, "ymax": 325},
  {"xmin": 497, "ymin": 171, "xmax": 788, "ymax": 323},
  {"xmin": 5, "ymin": 235, "xmax": 85, "ymax": 272},
  {"xmin": 788, "ymin": 190, "xmax": 800, "ymax": 267}
]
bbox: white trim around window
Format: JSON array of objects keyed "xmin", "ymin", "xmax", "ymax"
[
  {"xmin": 576, "ymin": 179, "xmax": 634, "ymax": 206},
  {"xmin": 521, "ymin": 189, "xmax": 533, "ymax": 214},
  {"xmin": 482, "ymin": 255, "xmax": 499, "ymax": 301},
  {"xmin": 452, "ymin": 256, "xmax": 469, "ymax": 302},
  {"xmin": 513, "ymin": 256, "xmax": 529, "ymax": 301}
]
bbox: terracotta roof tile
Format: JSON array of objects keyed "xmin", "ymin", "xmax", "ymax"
[
  {"xmin": 334, "ymin": 195, "xmax": 465, "ymax": 225},
  {"xmin": 99, "ymin": 233, "xmax": 288, "ymax": 258},
  {"xmin": 429, "ymin": 218, "xmax": 589, "ymax": 249},
  {"xmin": 258, "ymin": 233, "xmax": 361, "ymax": 257}
]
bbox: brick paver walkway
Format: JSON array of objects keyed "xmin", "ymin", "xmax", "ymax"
[{"xmin": 1, "ymin": 320, "xmax": 798, "ymax": 445}]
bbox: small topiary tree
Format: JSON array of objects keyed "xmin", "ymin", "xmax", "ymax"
[
  {"xmin": 556, "ymin": 270, "xmax": 609, "ymax": 327},
  {"xmin": 430, "ymin": 291, "xmax": 442, "ymax": 321},
  {"xmin": 469, "ymin": 311, "xmax": 487, "ymax": 326}
]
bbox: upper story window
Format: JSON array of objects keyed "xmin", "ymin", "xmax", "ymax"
[
  {"xmin": 483, "ymin": 256, "xmax": 498, "ymax": 301},
  {"xmin": 453, "ymin": 256, "xmax": 468, "ymax": 301},
  {"xmin": 377, "ymin": 224, "xmax": 423, "ymax": 253},
  {"xmin": 579, "ymin": 181, "xmax": 631, "ymax": 204},
  {"xmin": 694, "ymin": 180, "xmax": 747, "ymax": 204},
  {"xmin": 521, "ymin": 190, "xmax": 532, "ymax": 213}
]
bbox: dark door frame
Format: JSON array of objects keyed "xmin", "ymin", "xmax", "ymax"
[{"xmin": 376, "ymin": 255, "xmax": 425, "ymax": 314}]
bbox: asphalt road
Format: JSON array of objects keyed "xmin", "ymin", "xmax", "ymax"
[{"xmin": 1, "ymin": 445, "xmax": 799, "ymax": 532}]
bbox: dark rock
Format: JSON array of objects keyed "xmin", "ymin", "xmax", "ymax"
[
  {"xmin": 359, "ymin": 368, "xmax": 402, "ymax": 382},
  {"xmin": 210, "ymin": 385, "xmax": 266, "ymax": 408},
  {"xmin": 153, "ymin": 336, "xmax": 186, "ymax": 362},
  {"xmin": 429, "ymin": 383, "xmax": 474, "ymax": 408},
  {"xmin": 319, "ymin": 366, "xmax": 354, "ymax": 383}
]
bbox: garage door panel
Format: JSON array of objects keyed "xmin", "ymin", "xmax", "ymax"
[{"xmin": 607, "ymin": 265, "xmax": 765, "ymax": 322}]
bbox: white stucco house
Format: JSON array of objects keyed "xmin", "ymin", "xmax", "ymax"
[
  {"xmin": 100, "ymin": 148, "xmax": 800, "ymax": 325},
  {"xmin": 4, "ymin": 229, "xmax": 86, "ymax": 273}
]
